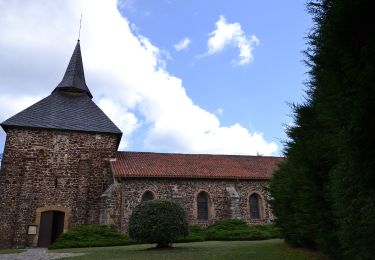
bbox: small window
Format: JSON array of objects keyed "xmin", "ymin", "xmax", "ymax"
[
  {"xmin": 141, "ymin": 191, "xmax": 154, "ymax": 202},
  {"xmin": 197, "ymin": 191, "xmax": 209, "ymax": 220},
  {"xmin": 249, "ymin": 193, "xmax": 261, "ymax": 219}
]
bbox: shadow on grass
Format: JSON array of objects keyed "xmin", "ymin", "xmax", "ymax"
[{"xmin": 49, "ymin": 240, "xmax": 327, "ymax": 260}]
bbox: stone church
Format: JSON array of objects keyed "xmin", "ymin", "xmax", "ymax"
[{"xmin": 0, "ymin": 42, "xmax": 282, "ymax": 248}]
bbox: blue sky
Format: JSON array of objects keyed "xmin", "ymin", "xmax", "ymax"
[
  {"xmin": 0, "ymin": 0, "xmax": 312, "ymax": 156},
  {"xmin": 118, "ymin": 0, "xmax": 311, "ymax": 152}
]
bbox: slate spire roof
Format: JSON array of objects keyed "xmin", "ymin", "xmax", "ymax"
[
  {"xmin": 1, "ymin": 42, "xmax": 123, "ymax": 138},
  {"xmin": 53, "ymin": 41, "xmax": 93, "ymax": 99}
]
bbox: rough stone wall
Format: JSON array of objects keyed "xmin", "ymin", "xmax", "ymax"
[
  {"xmin": 100, "ymin": 182, "xmax": 123, "ymax": 231},
  {"xmin": 0, "ymin": 128, "xmax": 118, "ymax": 248},
  {"xmin": 108, "ymin": 178, "xmax": 272, "ymax": 233}
]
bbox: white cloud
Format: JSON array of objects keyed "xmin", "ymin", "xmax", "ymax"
[
  {"xmin": 97, "ymin": 99, "xmax": 140, "ymax": 149},
  {"xmin": 174, "ymin": 37, "xmax": 191, "ymax": 51},
  {"xmin": 215, "ymin": 108, "xmax": 223, "ymax": 115},
  {"xmin": 0, "ymin": 95, "xmax": 42, "ymax": 122},
  {"xmin": 204, "ymin": 15, "xmax": 259, "ymax": 65},
  {"xmin": 0, "ymin": 0, "xmax": 277, "ymax": 155}
]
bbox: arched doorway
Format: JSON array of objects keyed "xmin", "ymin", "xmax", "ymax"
[{"xmin": 37, "ymin": 211, "xmax": 65, "ymax": 247}]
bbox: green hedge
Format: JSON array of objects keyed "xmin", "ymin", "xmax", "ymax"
[
  {"xmin": 50, "ymin": 220, "xmax": 280, "ymax": 249},
  {"xmin": 177, "ymin": 219, "xmax": 280, "ymax": 243},
  {"xmin": 49, "ymin": 225, "xmax": 134, "ymax": 249}
]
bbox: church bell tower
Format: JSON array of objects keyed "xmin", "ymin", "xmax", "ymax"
[{"xmin": 0, "ymin": 41, "xmax": 122, "ymax": 248}]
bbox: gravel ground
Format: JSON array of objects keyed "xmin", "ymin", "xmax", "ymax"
[{"xmin": 0, "ymin": 248, "xmax": 86, "ymax": 260}]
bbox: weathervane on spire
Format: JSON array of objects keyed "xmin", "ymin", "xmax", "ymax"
[{"xmin": 78, "ymin": 14, "xmax": 82, "ymax": 41}]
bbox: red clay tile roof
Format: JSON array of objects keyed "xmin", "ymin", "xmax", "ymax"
[{"xmin": 112, "ymin": 151, "xmax": 283, "ymax": 180}]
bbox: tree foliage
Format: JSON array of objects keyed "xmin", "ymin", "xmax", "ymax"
[
  {"xmin": 128, "ymin": 200, "xmax": 188, "ymax": 248},
  {"xmin": 270, "ymin": 0, "xmax": 375, "ymax": 259}
]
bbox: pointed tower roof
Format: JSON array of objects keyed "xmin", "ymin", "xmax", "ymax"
[
  {"xmin": 1, "ymin": 42, "xmax": 123, "ymax": 141},
  {"xmin": 53, "ymin": 41, "xmax": 93, "ymax": 98}
]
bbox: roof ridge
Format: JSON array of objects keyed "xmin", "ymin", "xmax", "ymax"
[{"xmin": 116, "ymin": 150, "xmax": 283, "ymax": 158}]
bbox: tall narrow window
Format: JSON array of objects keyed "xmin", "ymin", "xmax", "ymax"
[
  {"xmin": 249, "ymin": 193, "xmax": 261, "ymax": 219},
  {"xmin": 141, "ymin": 191, "xmax": 154, "ymax": 202},
  {"xmin": 197, "ymin": 191, "xmax": 209, "ymax": 220}
]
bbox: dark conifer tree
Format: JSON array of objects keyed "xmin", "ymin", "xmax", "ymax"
[{"xmin": 270, "ymin": 0, "xmax": 375, "ymax": 258}]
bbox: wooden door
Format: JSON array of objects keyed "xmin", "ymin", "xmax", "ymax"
[
  {"xmin": 37, "ymin": 211, "xmax": 54, "ymax": 247},
  {"xmin": 37, "ymin": 211, "xmax": 65, "ymax": 247}
]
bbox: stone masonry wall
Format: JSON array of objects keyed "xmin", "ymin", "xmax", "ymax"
[
  {"xmin": 104, "ymin": 178, "xmax": 272, "ymax": 233},
  {"xmin": 100, "ymin": 182, "xmax": 123, "ymax": 231},
  {"xmin": 0, "ymin": 128, "xmax": 118, "ymax": 248}
]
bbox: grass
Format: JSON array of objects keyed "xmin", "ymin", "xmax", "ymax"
[
  {"xmin": 51, "ymin": 239, "xmax": 326, "ymax": 260},
  {"xmin": 0, "ymin": 249, "xmax": 25, "ymax": 254}
]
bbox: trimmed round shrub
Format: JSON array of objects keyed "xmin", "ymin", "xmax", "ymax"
[
  {"xmin": 128, "ymin": 200, "xmax": 188, "ymax": 247},
  {"xmin": 176, "ymin": 225, "xmax": 205, "ymax": 243}
]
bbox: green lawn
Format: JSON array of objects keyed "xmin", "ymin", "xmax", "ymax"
[
  {"xmin": 0, "ymin": 249, "xmax": 25, "ymax": 254},
  {"xmin": 52, "ymin": 239, "xmax": 326, "ymax": 260}
]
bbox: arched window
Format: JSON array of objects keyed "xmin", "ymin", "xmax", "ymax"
[
  {"xmin": 141, "ymin": 191, "xmax": 154, "ymax": 202},
  {"xmin": 197, "ymin": 191, "xmax": 209, "ymax": 220},
  {"xmin": 249, "ymin": 193, "xmax": 261, "ymax": 219}
]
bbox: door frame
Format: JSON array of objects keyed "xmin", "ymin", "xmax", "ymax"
[{"xmin": 33, "ymin": 206, "xmax": 71, "ymax": 247}]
